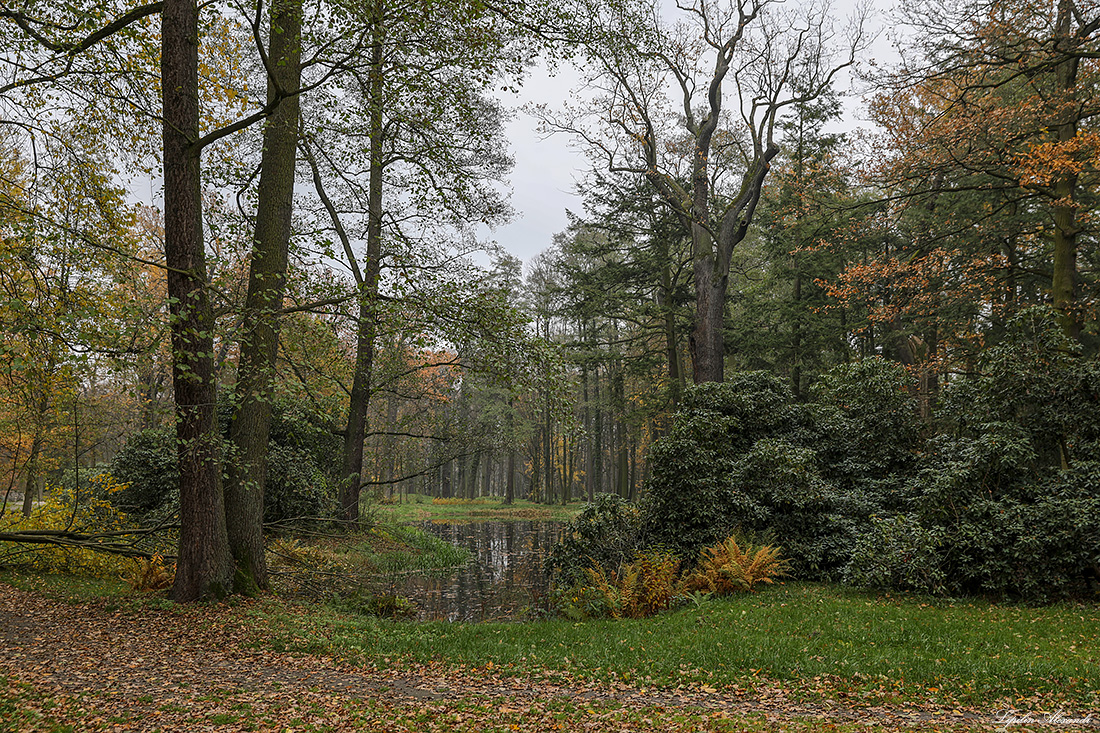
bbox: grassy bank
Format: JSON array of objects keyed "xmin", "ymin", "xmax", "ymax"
[
  {"xmin": 3, "ymin": 572, "xmax": 1099, "ymax": 730},
  {"xmin": 7, "ymin": 566, "xmax": 1099, "ymax": 710},
  {"xmin": 323, "ymin": 522, "xmax": 471, "ymax": 573},
  {"xmin": 374, "ymin": 495, "xmax": 584, "ymax": 524},
  {"xmin": 254, "ymin": 581, "xmax": 1100, "ymax": 708}
]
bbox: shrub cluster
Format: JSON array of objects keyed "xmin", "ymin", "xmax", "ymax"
[
  {"xmin": 556, "ymin": 308, "xmax": 1100, "ymax": 604},
  {"xmin": 642, "ymin": 360, "xmax": 919, "ymax": 580},
  {"xmin": 848, "ymin": 309, "xmax": 1100, "ymax": 601},
  {"xmin": 107, "ymin": 396, "xmax": 338, "ymax": 525},
  {"xmin": 0, "ymin": 477, "xmax": 135, "ymax": 577}
]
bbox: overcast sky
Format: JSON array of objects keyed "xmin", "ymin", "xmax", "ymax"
[
  {"xmin": 486, "ymin": 63, "xmax": 586, "ymax": 266},
  {"xmin": 490, "ymin": 0, "xmax": 899, "ymax": 268}
]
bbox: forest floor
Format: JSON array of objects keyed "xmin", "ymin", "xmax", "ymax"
[{"xmin": 1, "ymin": 581, "xmax": 1096, "ymax": 733}]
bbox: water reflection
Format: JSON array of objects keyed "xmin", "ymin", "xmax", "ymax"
[{"xmin": 370, "ymin": 520, "xmax": 566, "ymax": 622}]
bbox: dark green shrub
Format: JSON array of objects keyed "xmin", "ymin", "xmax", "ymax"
[
  {"xmin": 897, "ymin": 455, "xmax": 1100, "ymax": 601},
  {"xmin": 107, "ymin": 428, "xmax": 179, "ymax": 516},
  {"xmin": 264, "ymin": 444, "xmax": 335, "ymax": 525},
  {"xmin": 722, "ymin": 437, "xmax": 847, "ymax": 577},
  {"xmin": 640, "ymin": 368, "xmax": 911, "ymax": 577},
  {"xmin": 843, "ymin": 513, "xmax": 946, "ymax": 593},
  {"xmin": 107, "ymin": 398, "xmax": 340, "ymax": 524},
  {"xmin": 939, "ymin": 307, "xmax": 1100, "ymax": 469},
  {"xmin": 641, "ymin": 372, "xmax": 815, "ymax": 558},
  {"xmin": 811, "ymin": 357, "xmax": 922, "ymax": 510},
  {"xmin": 547, "ymin": 493, "xmax": 643, "ymax": 585},
  {"xmin": 263, "ymin": 399, "xmax": 339, "ymax": 525},
  {"xmin": 850, "ymin": 309, "xmax": 1100, "ymax": 600}
]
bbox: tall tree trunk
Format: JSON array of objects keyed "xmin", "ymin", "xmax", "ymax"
[
  {"xmin": 562, "ymin": 433, "xmax": 571, "ymax": 506},
  {"xmin": 504, "ymin": 403, "xmax": 515, "ymax": 505},
  {"xmin": 530, "ymin": 433, "xmax": 541, "ymax": 502},
  {"xmin": 689, "ymin": 245, "xmax": 728, "ymax": 383},
  {"xmin": 628, "ymin": 434, "xmax": 637, "ymax": 502},
  {"xmin": 614, "ymin": 368, "xmax": 628, "ymax": 498},
  {"xmin": 21, "ymin": 430, "xmax": 43, "ymax": 518},
  {"xmin": 339, "ymin": 5, "xmax": 385, "ymax": 523},
  {"xmin": 1051, "ymin": 0, "xmax": 1081, "ymax": 340},
  {"xmin": 163, "ymin": 0, "xmax": 233, "ymax": 602},
  {"xmin": 481, "ymin": 450, "xmax": 492, "ymax": 498},
  {"xmin": 340, "ymin": 294, "xmax": 371, "ymax": 521},
  {"xmin": 467, "ymin": 451, "xmax": 480, "ymax": 499},
  {"xmin": 457, "ymin": 450, "xmax": 467, "ymax": 498},
  {"xmin": 593, "ymin": 361, "xmax": 603, "ymax": 494},
  {"xmin": 790, "ymin": 268, "xmax": 803, "ymax": 400},
  {"xmin": 543, "ymin": 398, "xmax": 552, "ymax": 505},
  {"xmin": 382, "ymin": 391, "xmax": 399, "ymax": 499},
  {"xmin": 225, "ymin": 0, "xmax": 302, "ymax": 594},
  {"xmin": 441, "ymin": 458, "xmax": 452, "ymax": 499},
  {"xmin": 687, "ymin": 150, "xmax": 777, "ymax": 383},
  {"xmin": 505, "ymin": 448, "xmax": 516, "ymax": 505},
  {"xmin": 137, "ymin": 361, "xmax": 166, "ymax": 430},
  {"xmin": 660, "ymin": 261, "xmax": 683, "ymax": 406},
  {"xmin": 581, "ymin": 336, "xmax": 595, "ymax": 501}
]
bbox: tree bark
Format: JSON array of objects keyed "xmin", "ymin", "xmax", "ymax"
[
  {"xmin": 21, "ymin": 430, "xmax": 43, "ymax": 518},
  {"xmin": 505, "ymin": 448, "xmax": 515, "ymax": 505},
  {"xmin": 225, "ymin": 0, "xmax": 302, "ymax": 594},
  {"xmin": 339, "ymin": 3, "xmax": 384, "ymax": 523},
  {"xmin": 504, "ymin": 402, "xmax": 515, "ymax": 505},
  {"xmin": 163, "ymin": 0, "xmax": 233, "ymax": 602},
  {"xmin": 1051, "ymin": 0, "xmax": 1082, "ymax": 340}
]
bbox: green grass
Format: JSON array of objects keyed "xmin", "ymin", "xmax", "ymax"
[
  {"xmin": 5, "ymin": 570, "xmax": 1099, "ymax": 730},
  {"xmin": 300, "ymin": 522, "xmax": 472, "ymax": 574},
  {"xmin": 253, "ymin": 582, "xmax": 1100, "ymax": 707},
  {"xmin": 0, "ymin": 569, "xmax": 133, "ymax": 602},
  {"xmin": 374, "ymin": 496, "xmax": 584, "ymax": 524},
  {"xmin": 0, "ymin": 677, "xmax": 77, "ymax": 733}
]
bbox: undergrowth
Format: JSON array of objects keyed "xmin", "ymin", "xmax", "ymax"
[{"xmin": 554, "ymin": 534, "xmax": 789, "ymax": 620}]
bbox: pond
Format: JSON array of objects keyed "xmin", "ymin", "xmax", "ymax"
[{"xmin": 371, "ymin": 520, "xmax": 567, "ymax": 622}]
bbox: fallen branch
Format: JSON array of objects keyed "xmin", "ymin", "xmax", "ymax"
[{"xmin": 0, "ymin": 526, "xmax": 179, "ymax": 561}]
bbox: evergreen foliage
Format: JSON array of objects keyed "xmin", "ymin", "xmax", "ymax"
[
  {"xmin": 635, "ymin": 318, "xmax": 1100, "ymax": 601},
  {"xmin": 108, "ymin": 398, "xmax": 339, "ymax": 526}
]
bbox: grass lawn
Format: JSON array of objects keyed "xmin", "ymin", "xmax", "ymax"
[
  {"xmin": 252, "ymin": 581, "xmax": 1100, "ymax": 709},
  {"xmin": 3, "ymin": 497, "xmax": 1099, "ymax": 730},
  {"xmin": 373, "ymin": 495, "xmax": 585, "ymax": 524},
  {"xmin": 3, "ymin": 569, "xmax": 1099, "ymax": 731}
]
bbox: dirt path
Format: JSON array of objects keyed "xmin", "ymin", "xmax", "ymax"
[{"xmin": 0, "ymin": 583, "xmax": 1082, "ymax": 731}]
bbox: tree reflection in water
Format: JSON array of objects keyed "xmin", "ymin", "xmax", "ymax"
[{"xmin": 374, "ymin": 521, "xmax": 566, "ymax": 622}]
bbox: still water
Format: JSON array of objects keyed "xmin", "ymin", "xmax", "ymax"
[{"xmin": 372, "ymin": 520, "xmax": 566, "ymax": 622}]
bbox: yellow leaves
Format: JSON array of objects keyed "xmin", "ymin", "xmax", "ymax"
[
  {"xmin": 0, "ymin": 478, "xmax": 133, "ymax": 578},
  {"xmin": 88, "ymin": 473, "xmax": 129, "ymax": 495},
  {"xmin": 123, "ymin": 552, "xmax": 176, "ymax": 591}
]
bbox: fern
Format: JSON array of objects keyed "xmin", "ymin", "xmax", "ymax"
[
  {"xmin": 579, "ymin": 551, "xmax": 680, "ymax": 618},
  {"xmin": 124, "ymin": 553, "xmax": 175, "ymax": 592},
  {"xmin": 685, "ymin": 535, "xmax": 789, "ymax": 595}
]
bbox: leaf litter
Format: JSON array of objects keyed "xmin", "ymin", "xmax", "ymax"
[{"xmin": 0, "ymin": 582, "xmax": 1092, "ymax": 731}]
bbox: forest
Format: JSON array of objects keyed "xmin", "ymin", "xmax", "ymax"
[
  {"xmin": 1, "ymin": 0, "xmax": 1099, "ymax": 611},
  {"xmin": 5, "ymin": 0, "xmax": 1100, "ymax": 730}
]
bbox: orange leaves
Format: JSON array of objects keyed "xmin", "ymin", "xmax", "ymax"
[
  {"xmin": 1016, "ymin": 133, "xmax": 1100, "ymax": 188},
  {"xmin": 819, "ymin": 246, "xmax": 1010, "ymax": 368}
]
